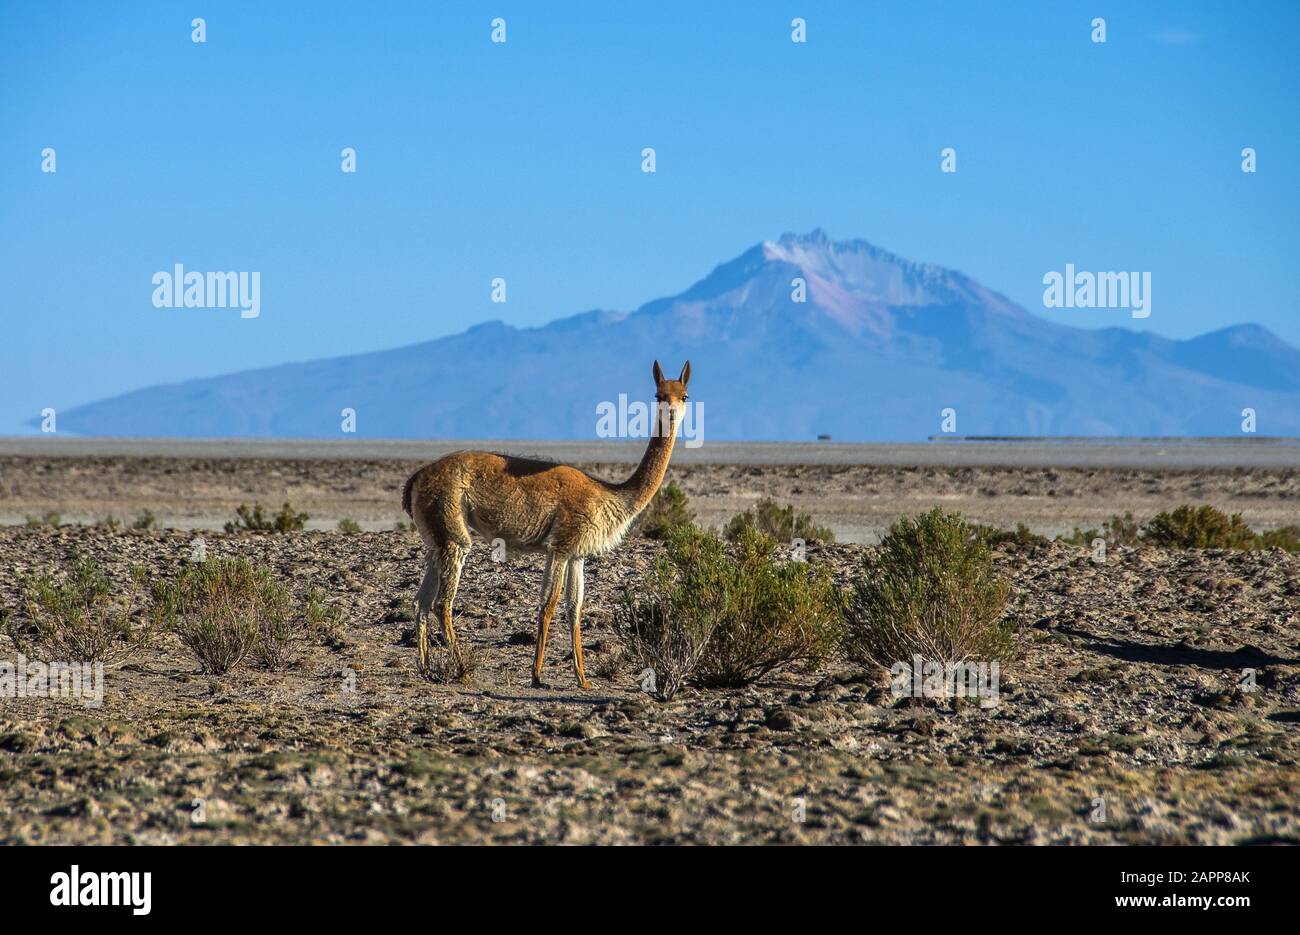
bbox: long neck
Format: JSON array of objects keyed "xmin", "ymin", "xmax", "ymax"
[{"xmin": 618, "ymin": 412, "xmax": 677, "ymax": 515}]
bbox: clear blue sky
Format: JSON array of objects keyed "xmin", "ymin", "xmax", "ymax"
[{"xmin": 2, "ymin": 0, "xmax": 1297, "ymax": 434}]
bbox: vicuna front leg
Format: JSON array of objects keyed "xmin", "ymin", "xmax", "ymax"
[
  {"xmin": 565, "ymin": 558, "xmax": 589, "ymax": 690},
  {"xmin": 532, "ymin": 553, "xmax": 567, "ymax": 688}
]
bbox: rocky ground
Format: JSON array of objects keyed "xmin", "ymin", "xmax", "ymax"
[
  {"xmin": 2, "ymin": 455, "xmax": 1298, "ymax": 542},
  {"xmin": 2, "ymin": 523, "xmax": 1298, "ymax": 844}
]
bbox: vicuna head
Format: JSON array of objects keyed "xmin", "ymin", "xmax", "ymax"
[{"xmin": 652, "ymin": 360, "xmax": 691, "ymax": 435}]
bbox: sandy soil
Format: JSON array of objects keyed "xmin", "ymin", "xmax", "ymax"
[{"xmin": 1, "ymin": 523, "xmax": 1298, "ymax": 845}]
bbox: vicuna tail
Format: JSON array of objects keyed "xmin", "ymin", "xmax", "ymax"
[{"xmin": 401, "ymin": 468, "xmax": 421, "ymax": 516}]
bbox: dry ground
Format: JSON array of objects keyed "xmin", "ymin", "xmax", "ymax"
[
  {"xmin": 2, "ymin": 520, "xmax": 1298, "ymax": 844},
  {"xmin": 2, "ymin": 455, "xmax": 1298, "ymax": 542}
]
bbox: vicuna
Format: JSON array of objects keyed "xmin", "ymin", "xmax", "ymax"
[{"xmin": 402, "ymin": 360, "xmax": 691, "ymax": 688}]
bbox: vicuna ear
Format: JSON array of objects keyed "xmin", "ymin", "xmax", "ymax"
[
  {"xmin": 653, "ymin": 360, "xmax": 665, "ymax": 384},
  {"xmin": 679, "ymin": 360, "xmax": 691, "ymax": 386}
]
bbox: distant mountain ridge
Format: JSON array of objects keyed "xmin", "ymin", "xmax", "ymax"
[{"xmin": 54, "ymin": 231, "xmax": 1300, "ymax": 439}]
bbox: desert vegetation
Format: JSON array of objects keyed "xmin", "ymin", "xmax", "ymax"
[
  {"xmin": 1059, "ymin": 505, "xmax": 1300, "ymax": 552},
  {"xmin": 3, "ymin": 557, "xmax": 152, "ymax": 665},
  {"xmin": 616, "ymin": 524, "xmax": 842, "ymax": 699},
  {"xmin": 970, "ymin": 521, "xmax": 1048, "ymax": 550},
  {"xmin": 150, "ymin": 556, "xmax": 327, "ymax": 674},
  {"xmin": 1058, "ymin": 511, "xmax": 1142, "ymax": 548},
  {"xmin": 724, "ymin": 496, "xmax": 835, "ymax": 544},
  {"xmin": 844, "ymin": 509, "xmax": 1018, "ymax": 670},
  {"xmin": 634, "ymin": 481, "xmax": 695, "ymax": 539},
  {"xmin": 417, "ymin": 641, "xmax": 483, "ymax": 685},
  {"xmin": 224, "ymin": 502, "xmax": 309, "ymax": 534}
]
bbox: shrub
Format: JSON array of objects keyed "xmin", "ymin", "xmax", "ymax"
[
  {"xmin": 617, "ymin": 525, "xmax": 842, "ymax": 697},
  {"xmin": 131, "ymin": 510, "xmax": 157, "ymax": 530},
  {"xmin": 1058, "ymin": 512, "xmax": 1142, "ymax": 548},
  {"xmin": 724, "ymin": 497, "xmax": 834, "ymax": 544},
  {"xmin": 24, "ymin": 511, "xmax": 60, "ymax": 527},
  {"xmin": 1101, "ymin": 511, "xmax": 1143, "ymax": 547},
  {"xmin": 1141, "ymin": 505, "xmax": 1256, "ymax": 550},
  {"xmin": 615, "ymin": 585, "xmax": 719, "ymax": 702},
  {"xmin": 971, "ymin": 522, "xmax": 1047, "ymax": 549},
  {"xmin": 1256, "ymin": 525, "xmax": 1300, "ymax": 552},
  {"xmin": 697, "ymin": 527, "xmax": 843, "ymax": 686},
  {"xmin": 417, "ymin": 642, "xmax": 482, "ymax": 685},
  {"xmin": 252, "ymin": 588, "xmax": 334, "ymax": 670},
  {"xmin": 94, "ymin": 515, "xmax": 122, "ymax": 532},
  {"xmin": 152, "ymin": 558, "xmax": 317, "ymax": 674},
  {"xmin": 336, "ymin": 518, "xmax": 363, "ymax": 535},
  {"xmin": 635, "ymin": 481, "xmax": 695, "ymax": 539},
  {"xmin": 224, "ymin": 502, "xmax": 308, "ymax": 534},
  {"xmin": 1057, "ymin": 507, "xmax": 1293, "ymax": 552},
  {"xmin": 844, "ymin": 509, "xmax": 1016, "ymax": 670},
  {"xmin": 5, "ymin": 558, "xmax": 152, "ymax": 664}
]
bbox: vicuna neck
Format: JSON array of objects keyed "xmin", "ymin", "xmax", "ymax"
[{"xmin": 619, "ymin": 413, "xmax": 677, "ymax": 515}]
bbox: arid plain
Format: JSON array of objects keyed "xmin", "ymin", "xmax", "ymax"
[{"xmin": 1, "ymin": 441, "xmax": 1297, "ymax": 844}]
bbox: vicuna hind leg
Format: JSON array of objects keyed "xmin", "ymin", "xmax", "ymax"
[
  {"xmin": 414, "ymin": 552, "xmax": 440, "ymax": 668},
  {"xmin": 532, "ymin": 553, "xmax": 567, "ymax": 688},
  {"xmin": 564, "ymin": 558, "xmax": 589, "ymax": 690}
]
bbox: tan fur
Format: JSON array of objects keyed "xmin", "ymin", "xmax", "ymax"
[{"xmin": 403, "ymin": 360, "xmax": 692, "ymax": 688}]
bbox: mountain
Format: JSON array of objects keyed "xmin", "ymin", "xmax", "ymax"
[{"xmin": 53, "ymin": 230, "xmax": 1300, "ymax": 440}]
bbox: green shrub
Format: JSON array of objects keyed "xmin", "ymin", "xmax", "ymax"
[
  {"xmin": 971, "ymin": 522, "xmax": 1047, "ymax": 549},
  {"xmin": 1256, "ymin": 525, "xmax": 1300, "ymax": 552},
  {"xmin": 636, "ymin": 481, "xmax": 696, "ymax": 539},
  {"xmin": 131, "ymin": 510, "xmax": 158, "ymax": 530},
  {"xmin": 1141, "ymin": 505, "xmax": 1256, "ymax": 550},
  {"xmin": 336, "ymin": 518, "xmax": 363, "ymax": 535},
  {"xmin": 844, "ymin": 509, "xmax": 1016, "ymax": 670},
  {"xmin": 24, "ymin": 511, "xmax": 60, "ymax": 528},
  {"xmin": 1057, "ymin": 507, "xmax": 1293, "ymax": 552},
  {"xmin": 5, "ymin": 558, "xmax": 152, "ymax": 664},
  {"xmin": 152, "ymin": 558, "xmax": 318, "ymax": 674},
  {"xmin": 617, "ymin": 525, "xmax": 842, "ymax": 697},
  {"xmin": 724, "ymin": 496, "xmax": 834, "ymax": 544},
  {"xmin": 1058, "ymin": 512, "xmax": 1142, "ymax": 548},
  {"xmin": 224, "ymin": 502, "xmax": 308, "ymax": 534},
  {"xmin": 94, "ymin": 515, "xmax": 122, "ymax": 532}
]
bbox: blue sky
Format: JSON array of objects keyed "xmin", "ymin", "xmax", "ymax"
[{"xmin": 1, "ymin": 0, "xmax": 1297, "ymax": 434}]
